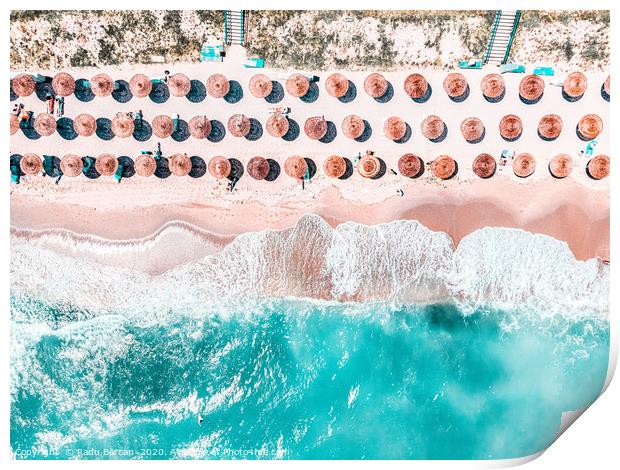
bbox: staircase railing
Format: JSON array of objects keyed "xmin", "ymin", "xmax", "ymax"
[
  {"xmin": 483, "ymin": 11, "xmax": 501, "ymax": 65},
  {"xmin": 502, "ymin": 10, "xmax": 521, "ymax": 64}
]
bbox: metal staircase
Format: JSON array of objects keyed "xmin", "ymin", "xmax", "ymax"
[
  {"xmin": 224, "ymin": 10, "xmax": 245, "ymax": 46},
  {"xmin": 484, "ymin": 10, "xmax": 521, "ymax": 65}
]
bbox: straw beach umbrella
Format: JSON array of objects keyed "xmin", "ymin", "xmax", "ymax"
[
  {"xmin": 20, "ymin": 153, "xmax": 43, "ymax": 175},
  {"xmin": 284, "ymin": 156, "xmax": 308, "ymax": 179},
  {"xmin": 404, "ymin": 73, "xmax": 429, "ymax": 100},
  {"xmin": 513, "ymin": 153, "xmax": 536, "ymax": 178},
  {"xmin": 342, "ymin": 115, "xmax": 364, "ymax": 140},
  {"xmin": 74, "ymin": 113, "xmax": 96, "ymax": 137},
  {"xmin": 90, "ymin": 73, "xmax": 115, "ymax": 97},
  {"xmin": 326, "ymin": 73, "xmax": 349, "ymax": 98},
  {"xmin": 460, "ymin": 117, "xmax": 485, "ymax": 143},
  {"xmin": 324, "ymin": 155, "xmax": 346, "ymax": 179},
  {"xmin": 189, "ymin": 115, "xmax": 212, "ymax": 139},
  {"xmin": 207, "ymin": 74, "xmax": 230, "ymax": 98},
  {"xmin": 431, "ymin": 155, "xmax": 457, "ymax": 180},
  {"xmin": 60, "ymin": 154, "xmax": 83, "ymax": 177},
  {"xmin": 129, "ymin": 73, "xmax": 153, "ymax": 98},
  {"xmin": 587, "ymin": 154, "xmax": 609, "ymax": 180},
  {"xmin": 398, "ymin": 154, "xmax": 423, "ymax": 178},
  {"xmin": 112, "ymin": 114, "xmax": 135, "ymax": 138},
  {"xmin": 34, "ymin": 113, "xmax": 56, "ymax": 136},
  {"xmin": 499, "ymin": 114, "xmax": 523, "ymax": 141},
  {"xmin": 443, "ymin": 73, "xmax": 468, "ymax": 101},
  {"xmin": 209, "ymin": 156, "xmax": 232, "ymax": 179},
  {"xmin": 12, "ymin": 74, "xmax": 35, "ymax": 97},
  {"xmin": 134, "ymin": 154, "xmax": 157, "ymax": 177},
  {"xmin": 577, "ymin": 114, "xmax": 603, "ymax": 140},
  {"xmin": 52, "ymin": 72, "xmax": 75, "ymax": 97},
  {"xmin": 538, "ymin": 114, "xmax": 563, "ymax": 140},
  {"xmin": 519, "ymin": 74, "xmax": 544, "ymax": 103},
  {"xmin": 169, "ymin": 73, "xmax": 191, "ymax": 97},
  {"xmin": 357, "ymin": 154, "xmax": 381, "ymax": 179},
  {"xmin": 549, "ymin": 154, "xmax": 573, "ymax": 178},
  {"xmin": 563, "ymin": 72, "xmax": 587, "ymax": 100},
  {"xmin": 247, "ymin": 156, "xmax": 270, "ymax": 180},
  {"xmin": 95, "ymin": 154, "xmax": 118, "ymax": 176},
  {"xmin": 286, "ymin": 74, "xmax": 310, "ymax": 98},
  {"xmin": 228, "ymin": 114, "xmax": 251, "ymax": 137},
  {"xmin": 249, "ymin": 74, "xmax": 273, "ymax": 98},
  {"xmin": 473, "ymin": 153, "xmax": 496, "ymax": 179},
  {"xmin": 266, "ymin": 114, "xmax": 289, "ymax": 138},
  {"xmin": 10, "ymin": 113, "xmax": 19, "ymax": 135},
  {"xmin": 364, "ymin": 73, "xmax": 388, "ymax": 98},
  {"xmin": 152, "ymin": 115, "xmax": 174, "ymax": 138},
  {"xmin": 304, "ymin": 116, "xmax": 328, "ymax": 140},
  {"xmin": 480, "ymin": 73, "xmax": 505, "ymax": 102},
  {"xmin": 384, "ymin": 116, "xmax": 406, "ymax": 141},
  {"xmin": 421, "ymin": 115, "xmax": 445, "ymax": 142},
  {"xmin": 169, "ymin": 153, "xmax": 192, "ymax": 176}
]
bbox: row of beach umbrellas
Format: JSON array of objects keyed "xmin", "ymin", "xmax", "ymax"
[
  {"xmin": 10, "ymin": 71, "xmax": 611, "ymax": 103},
  {"xmin": 14, "ymin": 152, "xmax": 609, "ymax": 181},
  {"xmin": 10, "ymin": 110, "xmax": 605, "ymax": 143}
]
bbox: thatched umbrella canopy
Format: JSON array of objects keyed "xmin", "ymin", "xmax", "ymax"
[
  {"xmin": 206, "ymin": 73, "xmax": 230, "ymax": 98},
  {"xmin": 249, "ymin": 74, "xmax": 273, "ymax": 98},
  {"xmin": 34, "ymin": 113, "xmax": 56, "ymax": 137},
  {"xmin": 129, "ymin": 73, "xmax": 152, "ymax": 98},
  {"xmin": 480, "ymin": 73, "xmax": 505, "ymax": 100},
  {"xmin": 603, "ymin": 75, "xmax": 610, "ymax": 97},
  {"xmin": 60, "ymin": 154, "xmax": 83, "ymax": 177},
  {"xmin": 499, "ymin": 114, "xmax": 523, "ymax": 141},
  {"xmin": 247, "ymin": 156, "xmax": 270, "ymax": 180},
  {"xmin": 519, "ymin": 74, "xmax": 544, "ymax": 102},
  {"xmin": 324, "ymin": 155, "xmax": 346, "ymax": 179},
  {"xmin": 404, "ymin": 73, "xmax": 429, "ymax": 99},
  {"xmin": 112, "ymin": 114, "xmax": 135, "ymax": 138},
  {"xmin": 364, "ymin": 73, "xmax": 388, "ymax": 98},
  {"xmin": 443, "ymin": 73, "xmax": 468, "ymax": 98},
  {"xmin": 304, "ymin": 116, "xmax": 328, "ymax": 140},
  {"xmin": 421, "ymin": 115, "xmax": 445, "ymax": 141},
  {"xmin": 95, "ymin": 154, "xmax": 118, "ymax": 176},
  {"xmin": 10, "ymin": 113, "xmax": 19, "ymax": 135},
  {"xmin": 513, "ymin": 153, "xmax": 536, "ymax": 178},
  {"xmin": 90, "ymin": 73, "xmax": 115, "ymax": 97},
  {"xmin": 358, "ymin": 155, "xmax": 381, "ymax": 179},
  {"xmin": 12, "ymin": 74, "xmax": 35, "ymax": 97},
  {"xmin": 169, "ymin": 73, "xmax": 191, "ymax": 97},
  {"xmin": 208, "ymin": 156, "xmax": 232, "ymax": 179},
  {"xmin": 74, "ymin": 113, "xmax": 96, "ymax": 137},
  {"xmin": 285, "ymin": 74, "xmax": 310, "ymax": 98},
  {"xmin": 460, "ymin": 117, "xmax": 484, "ymax": 143},
  {"xmin": 431, "ymin": 155, "xmax": 457, "ymax": 180},
  {"xmin": 587, "ymin": 154, "xmax": 609, "ymax": 180},
  {"xmin": 169, "ymin": 153, "xmax": 192, "ymax": 176},
  {"xmin": 189, "ymin": 115, "xmax": 212, "ymax": 139},
  {"xmin": 342, "ymin": 115, "xmax": 364, "ymax": 140},
  {"xmin": 549, "ymin": 154, "xmax": 573, "ymax": 178},
  {"xmin": 227, "ymin": 114, "xmax": 251, "ymax": 137},
  {"xmin": 20, "ymin": 153, "xmax": 43, "ymax": 175},
  {"xmin": 152, "ymin": 115, "xmax": 174, "ymax": 138},
  {"xmin": 563, "ymin": 72, "xmax": 587, "ymax": 98},
  {"xmin": 52, "ymin": 72, "xmax": 75, "ymax": 97},
  {"xmin": 538, "ymin": 114, "xmax": 563, "ymax": 140},
  {"xmin": 284, "ymin": 156, "xmax": 308, "ymax": 179},
  {"xmin": 134, "ymin": 154, "xmax": 157, "ymax": 177},
  {"xmin": 473, "ymin": 153, "xmax": 496, "ymax": 179},
  {"xmin": 577, "ymin": 114, "xmax": 603, "ymax": 140},
  {"xmin": 384, "ymin": 116, "xmax": 406, "ymax": 141},
  {"xmin": 398, "ymin": 154, "xmax": 422, "ymax": 178},
  {"xmin": 325, "ymin": 73, "xmax": 349, "ymax": 98},
  {"xmin": 266, "ymin": 114, "xmax": 289, "ymax": 138}
]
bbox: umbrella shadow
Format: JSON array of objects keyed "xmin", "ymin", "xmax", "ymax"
[
  {"xmin": 338, "ymin": 81, "xmax": 357, "ymax": 103},
  {"xmin": 265, "ymin": 81, "xmax": 284, "ymax": 104},
  {"xmin": 300, "ymin": 82, "xmax": 319, "ymax": 103},
  {"xmin": 339, "ymin": 158, "xmax": 354, "ymax": 180},
  {"xmin": 413, "ymin": 84, "xmax": 433, "ymax": 103},
  {"xmin": 319, "ymin": 121, "xmax": 337, "ymax": 143},
  {"xmin": 601, "ymin": 84, "xmax": 610, "ymax": 102},
  {"xmin": 562, "ymin": 90, "xmax": 583, "ymax": 103},
  {"xmin": 10, "ymin": 81, "xmax": 17, "ymax": 101},
  {"xmin": 171, "ymin": 119, "xmax": 190, "ymax": 142},
  {"xmin": 10, "ymin": 154, "xmax": 24, "ymax": 175},
  {"xmin": 394, "ymin": 123, "xmax": 412, "ymax": 144},
  {"xmin": 265, "ymin": 158, "xmax": 281, "ymax": 182},
  {"xmin": 375, "ymin": 81, "xmax": 394, "ymax": 103},
  {"xmin": 82, "ymin": 156, "xmax": 100, "ymax": 179},
  {"xmin": 207, "ymin": 120, "xmax": 226, "ymax": 142},
  {"xmin": 355, "ymin": 120, "xmax": 372, "ymax": 143},
  {"xmin": 224, "ymin": 80, "xmax": 243, "ymax": 103},
  {"xmin": 113, "ymin": 80, "xmax": 133, "ymax": 103},
  {"xmin": 75, "ymin": 79, "xmax": 95, "ymax": 102},
  {"xmin": 155, "ymin": 157, "xmax": 171, "ymax": 178},
  {"xmin": 304, "ymin": 158, "xmax": 317, "ymax": 179},
  {"xmin": 42, "ymin": 155, "xmax": 61, "ymax": 178},
  {"xmin": 96, "ymin": 118, "xmax": 114, "ymax": 140},
  {"xmin": 576, "ymin": 126, "xmax": 593, "ymax": 142},
  {"xmin": 149, "ymin": 82, "xmax": 170, "ymax": 104},
  {"xmin": 245, "ymin": 118, "xmax": 263, "ymax": 141},
  {"xmin": 187, "ymin": 80, "xmax": 207, "ymax": 103},
  {"xmin": 117, "ymin": 156, "xmax": 136, "ymax": 178},
  {"xmin": 228, "ymin": 158, "xmax": 245, "ymax": 181},
  {"xmin": 484, "ymin": 89, "xmax": 505, "ymax": 103},
  {"xmin": 537, "ymin": 130, "xmax": 558, "ymax": 142},
  {"xmin": 133, "ymin": 120, "xmax": 153, "ymax": 142},
  {"xmin": 448, "ymin": 84, "xmax": 469, "ymax": 103},
  {"xmin": 430, "ymin": 125, "xmax": 448, "ymax": 143},
  {"xmin": 57, "ymin": 117, "xmax": 78, "ymax": 140},
  {"xmin": 282, "ymin": 118, "xmax": 300, "ymax": 141},
  {"xmin": 465, "ymin": 128, "xmax": 486, "ymax": 144},
  {"xmin": 371, "ymin": 158, "xmax": 387, "ymax": 180},
  {"xmin": 189, "ymin": 156, "xmax": 207, "ymax": 178},
  {"xmin": 20, "ymin": 119, "xmax": 41, "ymax": 140},
  {"xmin": 519, "ymin": 93, "xmax": 542, "ymax": 105},
  {"xmin": 35, "ymin": 80, "xmax": 54, "ymax": 101}
]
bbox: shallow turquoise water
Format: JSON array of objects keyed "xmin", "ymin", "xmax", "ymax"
[{"xmin": 10, "ymin": 297, "xmax": 609, "ymax": 460}]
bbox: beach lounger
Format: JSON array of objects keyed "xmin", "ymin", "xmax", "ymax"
[
  {"xmin": 10, "ymin": 166, "xmax": 20, "ymax": 184},
  {"xmin": 534, "ymin": 66, "xmax": 554, "ymax": 76},
  {"xmin": 499, "ymin": 63, "xmax": 525, "ymax": 74},
  {"xmin": 585, "ymin": 140, "xmax": 598, "ymax": 157},
  {"xmin": 114, "ymin": 165, "xmax": 124, "ymax": 183},
  {"xmin": 458, "ymin": 59, "xmax": 483, "ymax": 69},
  {"xmin": 243, "ymin": 58, "xmax": 265, "ymax": 68}
]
